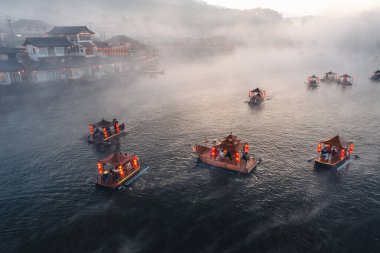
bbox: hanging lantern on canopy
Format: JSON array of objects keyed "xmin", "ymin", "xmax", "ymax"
[
  {"xmin": 340, "ymin": 149, "xmax": 345, "ymax": 160},
  {"xmin": 349, "ymin": 144, "xmax": 354, "ymax": 154},
  {"xmin": 89, "ymin": 125, "xmax": 94, "ymax": 135},
  {"xmin": 235, "ymin": 152, "xmax": 240, "ymax": 163},
  {"xmin": 317, "ymin": 143, "xmax": 322, "ymax": 153},
  {"xmin": 132, "ymin": 155, "xmax": 139, "ymax": 169},
  {"xmin": 244, "ymin": 143, "xmax": 249, "ymax": 153},
  {"xmin": 103, "ymin": 128, "xmax": 108, "ymax": 138},
  {"xmin": 97, "ymin": 161, "xmax": 103, "ymax": 174},
  {"xmin": 211, "ymin": 147, "xmax": 216, "ymax": 158},
  {"xmin": 115, "ymin": 122, "xmax": 120, "ymax": 133},
  {"xmin": 118, "ymin": 164, "xmax": 124, "ymax": 177}
]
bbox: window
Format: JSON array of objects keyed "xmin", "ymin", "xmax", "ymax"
[
  {"xmin": 38, "ymin": 47, "xmax": 48, "ymax": 57},
  {"xmin": 55, "ymin": 47, "xmax": 65, "ymax": 56}
]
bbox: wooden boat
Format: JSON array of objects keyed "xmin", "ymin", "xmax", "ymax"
[
  {"xmin": 370, "ymin": 70, "xmax": 380, "ymax": 82},
  {"xmin": 192, "ymin": 134, "xmax": 257, "ymax": 174},
  {"xmin": 314, "ymin": 135, "xmax": 354, "ymax": 169},
  {"xmin": 247, "ymin": 88, "xmax": 267, "ymax": 104},
  {"xmin": 305, "ymin": 75, "xmax": 320, "ymax": 87},
  {"xmin": 88, "ymin": 118, "xmax": 125, "ymax": 144},
  {"xmin": 96, "ymin": 151, "xmax": 141, "ymax": 190},
  {"xmin": 337, "ymin": 74, "xmax": 353, "ymax": 85},
  {"xmin": 321, "ymin": 71, "xmax": 338, "ymax": 83}
]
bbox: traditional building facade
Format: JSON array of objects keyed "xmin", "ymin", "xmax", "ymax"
[{"xmin": 47, "ymin": 26, "xmax": 97, "ymax": 57}]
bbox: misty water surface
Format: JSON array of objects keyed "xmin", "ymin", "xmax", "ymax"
[{"xmin": 0, "ymin": 48, "xmax": 380, "ymax": 253}]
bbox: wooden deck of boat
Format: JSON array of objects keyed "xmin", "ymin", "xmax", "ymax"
[
  {"xmin": 104, "ymin": 130, "xmax": 125, "ymax": 141},
  {"xmin": 96, "ymin": 167, "xmax": 141, "ymax": 190},
  {"xmin": 314, "ymin": 156, "xmax": 348, "ymax": 169},
  {"xmin": 198, "ymin": 151, "xmax": 256, "ymax": 174}
]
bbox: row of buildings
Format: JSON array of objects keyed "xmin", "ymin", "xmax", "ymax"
[{"xmin": 0, "ymin": 24, "xmax": 159, "ymax": 85}]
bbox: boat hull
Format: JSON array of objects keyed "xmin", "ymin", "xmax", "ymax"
[
  {"xmin": 198, "ymin": 154, "xmax": 256, "ymax": 174},
  {"xmin": 314, "ymin": 156, "xmax": 350, "ymax": 169},
  {"xmin": 96, "ymin": 166, "xmax": 141, "ymax": 190}
]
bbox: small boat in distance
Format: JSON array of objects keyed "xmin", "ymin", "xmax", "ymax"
[
  {"xmin": 88, "ymin": 118, "xmax": 125, "ymax": 144},
  {"xmin": 96, "ymin": 151, "xmax": 141, "ymax": 190},
  {"xmin": 370, "ymin": 70, "xmax": 380, "ymax": 82},
  {"xmin": 192, "ymin": 134, "xmax": 257, "ymax": 174},
  {"xmin": 247, "ymin": 88, "xmax": 267, "ymax": 104},
  {"xmin": 337, "ymin": 74, "xmax": 353, "ymax": 85},
  {"xmin": 306, "ymin": 75, "xmax": 320, "ymax": 87},
  {"xmin": 321, "ymin": 71, "xmax": 338, "ymax": 83},
  {"xmin": 314, "ymin": 135, "xmax": 354, "ymax": 169}
]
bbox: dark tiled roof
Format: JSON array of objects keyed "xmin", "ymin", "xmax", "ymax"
[
  {"xmin": 47, "ymin": 26, "xmax": 94, "ymax": 35},
  {"xmin": 0, "ymin": 60, "xmax": 24, "ymax": 72},
  {"xmin": 23, "ymin": 37, "xmax": 73, "ymax": 47}
]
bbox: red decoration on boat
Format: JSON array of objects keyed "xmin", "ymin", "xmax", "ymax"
[
  {"xmin": 89, "ymin": 125, "xmax": 94, "ymax": 135},
  {"xmin": 235, "ymin": 152, "xmax": 240, "ymax": 163},
  {"xmin": 340, "ymin": 149, "xmax": 345, "ymax": 160},
  {"xmin": 349, "ymin": 144, "xmax": 354, "ymax": 154},
  {"xmin": 244, "ymin": 143, "xmax": 249, "ymax": 153},
  {"xmin": 97, "ymin": 161, "xmax": 103, "ymax": 174},
  {"xmin": 132, "ymin": 155, "xmax": 139, "ymax": 169},
  {"xmin": 118, "ymin": 164, "xmax": 124, "ymax": 177},
  {"xmin": 317, "ymin": 143, "xmax": 322, "ymax": 153},
  {"xmin": 115, "ymin": 122, "xmax": 120, "ymax": 133},
  {"xmin": 211, "ymin": 147, "xmax": 216, "ymax": 158},
  {"xmin": 103, "ymin": 128, "xmax": 108, "ymax": 138}
]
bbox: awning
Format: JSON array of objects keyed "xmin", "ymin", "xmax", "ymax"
[
  {"xmin": 91, "ymin": 119, "xmax": 113, "ymax": 128},
  {"xmin": 101, "ymin": 152, "xmax": 132, "ymax": 166},
  {"xmin": 340, "ymin": 74, "xmax": 351, "ymax": 78},
  {"xmin": 321, "ymin": 135, "xmax": 352, "ymax": 150},
  {"xmin": 250, "ymin": 88, "xmax": 261, "ymax": 93}
]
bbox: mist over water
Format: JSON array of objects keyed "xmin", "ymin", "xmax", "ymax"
[{"xmin": 1, "ymin": 46, "xmax": 380, "ymax": 252}]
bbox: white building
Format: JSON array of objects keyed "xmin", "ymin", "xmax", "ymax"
[
  {"xmin": 23, "ymin": 37, "xmax": 73, "ymax": 61},
  {"xmin": 47, "ymin": 26, "xmax": 97, "ymax": 57}
]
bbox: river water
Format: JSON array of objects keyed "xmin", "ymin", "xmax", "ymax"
[{"xmin": 1, "ymin": 48, "xmax": 380, "ymax": 253}]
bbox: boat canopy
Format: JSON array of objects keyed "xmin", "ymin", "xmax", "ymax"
[
  {"xmin": 101, "ymin": 151, "xmax": 131, "ymax": 166},
  {"xmin": 321, "ymin": 135, "xmax": 352, "ymax": 150},
  {"xmin": 310, "ymin": 75, "xmax": 318, "ymax": 79},
  {"xmin": 340, "ymin": 74, "xmax": 352, "ymax": 78},
  {"xmin": 214, "ymin": 134, "xmax": 245, "ymax": 153},
  {"xmin": 325, "ymin": 71, "xmax": 335, "ymax": 75},
  {"xmin": 250, "ymin": 88, "xmax": 262, "ymax": 93},
  {"xmin": 374, "ymin": 70, "xmax": 380, "ymax": 74},
  {"xmin": 91, "ymin": 119, "xmax": 113, "ymax": 128}
]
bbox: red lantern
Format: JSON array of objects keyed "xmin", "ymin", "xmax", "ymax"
[
  {"xmin": 132, "ymin": 155, "xmax": 139, "ymax": 169},
  {"xmin": 235, "ymin": 152, "xmax": 240, "ymax": 163},
  {"xmin": 317, "ymin": 143, "xmax": 322, "ymax": 153},
  {"xmin": 119, "ymin": 164, "xmax": 124, "ymax": 177},
  {"xmin": 349, "ymin": 144, "xmax": 354, "ymax": 154},
  {"xmin": 103, "ymin": 128, "xmax": 108, "ymax": 139},
  {"xmin": 340, "ymin": 149, "xmax": 345, "ymax": 160},
  {"xmin": 97, "ymin": 161, "xmax": 103, "ymax": 174},
  {"xmin": 89, "ymin": 125, "xmax": 94, "ymax": 135},
  {"xmin": 115, "ymin": 122, "xmax": 120, "ymax": 133},
  {"xmin": 244, "ymin": 144, "xmax": 249, "ymax": 153},
  {"xmin": 211, "ymin": 147, "xmax": 216, "ymax": 158}
]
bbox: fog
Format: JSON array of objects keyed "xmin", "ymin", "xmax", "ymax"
[{"xmin": 2, "ymin": 0, "xmax": 380, "ymax": 54}]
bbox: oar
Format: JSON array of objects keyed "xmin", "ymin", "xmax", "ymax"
[{"xmin": 307, "ymin": 155, "xmax": 318, "ymax": 162}]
